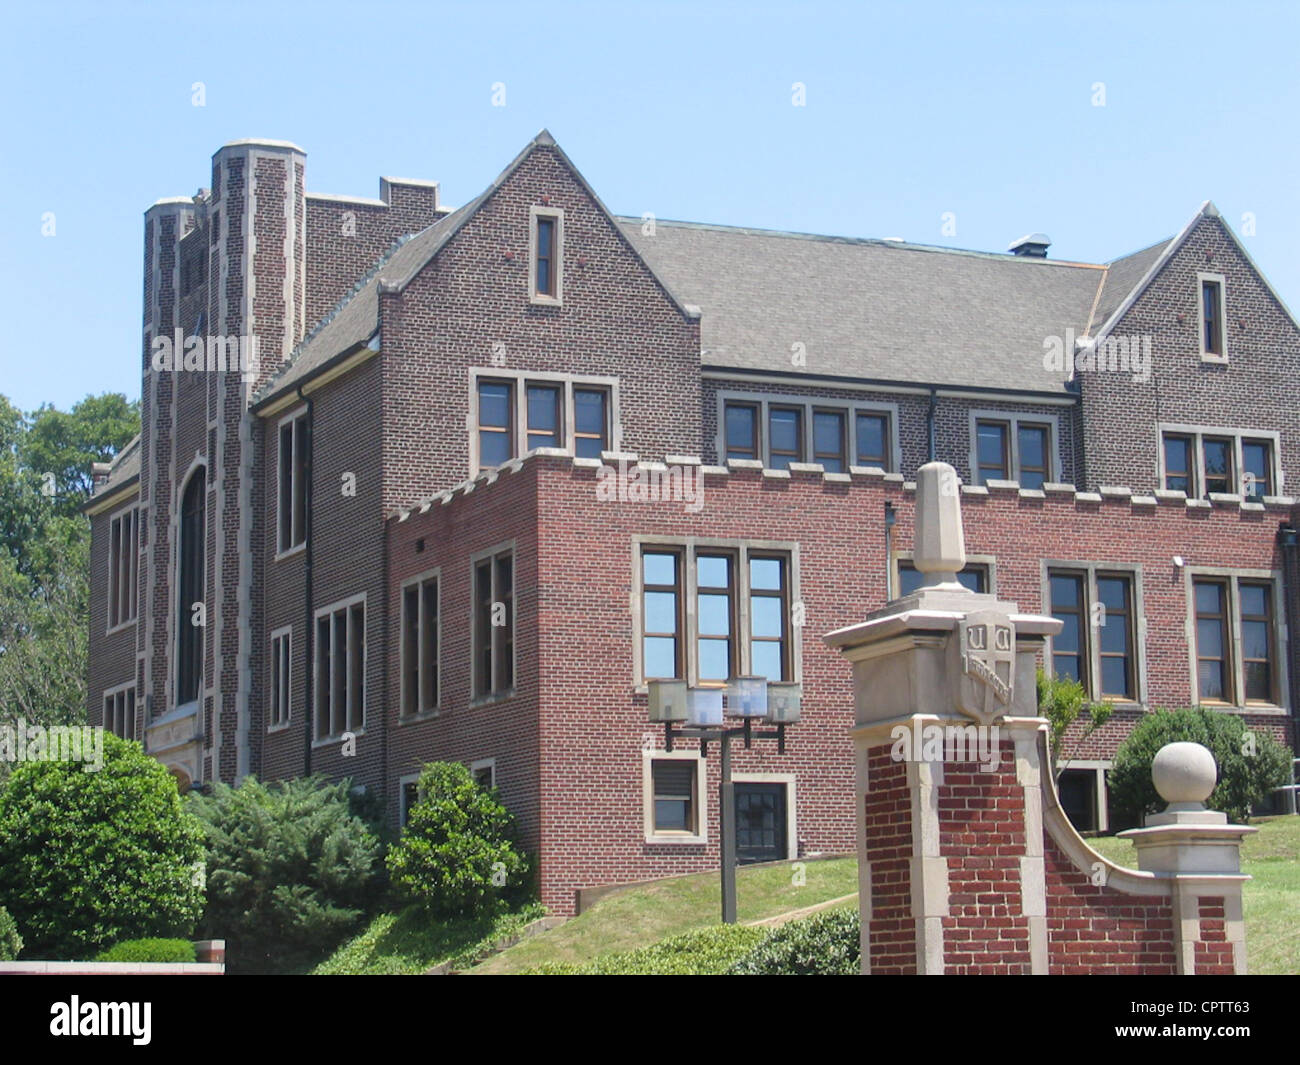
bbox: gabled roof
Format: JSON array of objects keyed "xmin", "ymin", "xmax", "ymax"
[
  {"xmin": 254, "ymin": 130, "xmax": 695, "ymax": 409},
  {"xmin": 618, "ymin": 219, "xmax": 1107, "ymax": 394}
]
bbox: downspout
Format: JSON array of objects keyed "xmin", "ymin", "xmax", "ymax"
[
  {"xmin": 1277, "ymin": 522, "xmax": 1300, "ymax": 814},
  {"xmin": 301, "ymin": 387, "xmax": 314, "ymax": 778},
  {"xmin": 926, "ymin": 387, "xmax": 937, "ymax": 463}
]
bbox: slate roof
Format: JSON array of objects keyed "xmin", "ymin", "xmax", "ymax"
[
  {"xmin": 87, "ymin": 432, "xmax": 141, "ymax": 504},
  {"xmin": 251, "ymin": 130, "xmax": 1192, "ymax": 406}
]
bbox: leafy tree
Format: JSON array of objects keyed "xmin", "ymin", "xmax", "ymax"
[
  {"xmin": 0, "ymin": 906, "xmax": 21, "ymax": 961},
  {"xmin": 21, "ymin": 394, "xmax": 140, "ymax": 518},
  {"xmin": 187, "ymin": 776, "xmax": 384, "ymax": 973},
  {"xmin": 0, "ymin": 734, "xmax": 205, "ymax": 959},
  {"xmin": 387, "ymin": 762, "xmax": 531, "ymax": 919},
  {"xmin": 1109, "ymin": 707, "xmax": 1291, "ymax": 826},
  {"xmin": 1037, "ymin": 668, "xmax": 1112, "ymax": 775}
]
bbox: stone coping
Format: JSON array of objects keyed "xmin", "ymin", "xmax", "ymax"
[{"xmin": 0, "ymin": 961, "xmax": 224, "ymax": 975}]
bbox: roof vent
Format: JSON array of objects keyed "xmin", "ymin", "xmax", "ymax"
[{"xmin": 1009, "ymin": 232, "xmax": 1051, "ymax": 258}]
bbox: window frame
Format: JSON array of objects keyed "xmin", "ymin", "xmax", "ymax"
[
  {"xmin": 469, "ymin": 369, "xmax": 618, "ymax": 474},
  {"xmin": 1197, "ymin": 272, "xmax": 1228, "ymax": 362},
  {"xmin": 894, "ymin": 553, "xmax": 996, "ymax": 599},
  {"xmin": 102, "ymin": 680, "xmax": 136, "ymax": 741},
  {"xmin": 106, "ymin": 501, "xmax": 140, "ymax": 633},
  {"xmin": 1185, "ymin": 568, "xmax": 1286, "ymax": 712},
  {"xmin": 1041, "ymin": 561, "xmax": 1145, "ymax": 706},
  {"xmin": 1157, "ymin": 424, "xmax": 1282, "ymax": 500},
  {"xmin": 529, "ymin": 206, "xmax": 564, "ymax": 306},
  {"xmin": 633, "ymin": 536, "xmax": 801, "ymax": 689},
  {"xmin": 811, "ymin": 407, "xmax": 847, "ymax": 473},
  {"xmin": 470, "ymin": 542, "xmax": 516, "ymax": 703},
  {"xmin": 471, "ymin": 757, "xmax": 497, "ymax": 790},
  {"xmin": 269, "ymin": 624, "xmax": 292, "ymax": 731},
  {"xmin": 715, "ymin": 390, "xmax": 900, "ymax": 472},
  {"xmin": 968, "ymin": 410, "xmax": 1060, "ymax": 487},
  {"xmin": 276, "ymin": 406, "xmax": 309, "ymax": 560},
  {"xmin": 312, "ymin": 592, "xmax": 366, "ymax": 744},
  {"xmin": 399, "ymin": 568, "xmax": 441, "ymax": 720},
  {"xmin": 642, "ymin": 749, "xmax": 708, "ymax": 844}
]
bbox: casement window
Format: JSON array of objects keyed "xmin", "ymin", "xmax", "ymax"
[
  {"xmin": 315, "ymin": 597, "xmax": 365, "ymax": 740},
  {"xmin": 401, "ymin": 573, "xmax": 439, "ymax": 717},
  {"xmin": 768, "ymin": 407, "xmax": 803, "ymax": 469},
  {"xmin": 471, "ymin": 759, "xmax": 496, "ymax": 789},
  {"xmin": 855, "ymin": 412, "xmax": 890, "ymax": 468},
  {"xmin": 270, "ymin": 627, "xmax": 291, "ymax": 728},
  {"xmin": 1193, "ymin": 576, "xmax": 1279, "ymax": 705},
  {"xmin": 107, "ymin": 504, "xmax": 139, "ymax": 631},
  {"xmin": 972, "ymin": 414, "xmax": 1055, "ymax": 488},
  {"xmin": 277, "ymin": 410, "xmax": 308, "ymax": 555},
  {"xmin": 724, "ymin": 403, "xmax": 759, "ymax": 461},
  {"xmin": 103, "ymin": 684, "xmax": 135, "ymax": 741},
  {"xmin": 1046, "ymin": 567, "xmax": 1138, "ymax": 701},
  {"xmin": 530, "ymin": 207, "xmax": 563, "ymax": 304},
  {"xmin": 638, "ymin": 541, "xmax": 796, "ymax": 685},
  {"xmin": 176, "ymin": 467, "xmax": 206, "ymax": 706},
  {"xmin": 473, "ymin": 548, "xmax": 514, "ymax": 699},
  {"xmin": 473, "ymin": 373, "xmax": 613, "ymax": 470},
  {"xmin": 898, "ymin": 560, "xmax": 990, "ymax": 597},
  {"xmin": 1199, "ymin": 274, "xmax": 1226, "ymax": 358},
  {"xmin": 1159, "ymin": 427, "xmax": 1278, "ymax": 499},
  {"xmin": 720, "ymin": 394, "xmax": 897, "ymax": 472}
]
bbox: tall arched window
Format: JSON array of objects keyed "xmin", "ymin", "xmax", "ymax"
[{"xmin": 177, "ymin": 467, "xmax": 206, "ymax": 704}]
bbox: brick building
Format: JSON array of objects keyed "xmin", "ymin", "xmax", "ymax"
[{"xmin": 85, "ymin": 131, "xmax": 1300, "ymax": 914}]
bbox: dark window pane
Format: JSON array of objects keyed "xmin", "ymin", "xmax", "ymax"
[
  {"xmin": 1239, "ymin": 584, "xmax": 1268, "ymax": 617},
  {"xmin": 1243, "ymin": 660, "xmax": 1271, "ymax": 702},
  {"xmin": 526, "ymin": 385, "xmax": 560, "ymax": 446},
  {"xmin": 1242, "ymin": 441, "xmax": 1270, "ymax": 498},
  {"xmin": 1203, "ymin": 438, "xmax": 1231, "ymax": 493},
  {"xmin": 1164, "ymin": 435, "xmax": 1192, "ymax": 493},
  {"xmin": 769, "ymin": 408, "xmax": 802, "ymax": 467},
  {"xmin": 1055, "ymin": 615, "xmax": 1080, "ymax": 654},
  {"xmin": 1050, "ymin": 574, "xmax": 1080, "ymax": 609},
  {"xmin": 1100, "ymin": 656, "xmax": 1130, "ymax": 698},
  {"xmin": 1053, "ymin": 654, "xmax": 1082, "ymax": 684},
  {"xmin": 479, "ymin": 431, "xmax": 512, "ymax": 467},
  {"xmin": 958, "ymin": 568, "xmax": 986, "ymax": 594},
  {"xmin": 1196, "ymin": 618, "xmax": 1224, "ymax": 659},
  {"xmin": 574, "ymin": 389, "xmax": 607, "ymax": 452},
  {"xmin": 725, "ymin": 405, "xmax": 757, "ymax": 458},
  {"xmin": 1198, "ymin": 660, "xmax": 1225, "ymax": 700},
  {"xmin": 813, "ymin": 410, "xmax": 845, "ymax": 472},
  {"xmin": 899, "ymin": 563, "xmax": 924, "ymax": 596},
  {"xmin": 1099, "ymin": 615, "xmax": 1128, "ymax": 655},
  {"xmin": 856, "ymin": 413, "xmax": 887, "ymax": 466},
  {"xmin": 655, "ymin": 799, "xmax": 688, "ymax": 831},
  {"xmin": 479, "ymin": 382, "xmax": 511, "ymax": 428},
  {"xmin": 1018, "ymin": 425, "xmax": 1048, "ymax": 488},
  {"xmin": 1195, "ymin": 582, "xmax": 1223, "ymax": 615},
  {"xmin": 1242, "ymin": 619, "xmax": 1270, "ymax": 661},
  {"xmin": 1096, "ymin": 577, "xmax": 1127, "ymax": 611},
  {"xmin": 977, "ymin": 422, "xmax": 1008, "ymax": 476}
]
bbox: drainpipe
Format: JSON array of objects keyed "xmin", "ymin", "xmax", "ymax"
[
  {"xmin": 926, "ymin": 387, "xmax": 937, "ymax": 463},
  {"xmin": 1277, "ymin": 522, "xmax": 1300, "ymax": 814},
  {"xmin": 301, "ymin": 387, "xmax": 314, "ymax": 778},
  {"xmin": 884, "ymin": 501, "xmax": 897, "ymax": 601}
]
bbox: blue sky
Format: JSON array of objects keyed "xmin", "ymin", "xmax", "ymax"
[{"xmin": 2, "ymin": 0, "xmax": 1297, "ymax": 413}]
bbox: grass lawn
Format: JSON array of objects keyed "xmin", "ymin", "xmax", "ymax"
[
  {"xmin": 312, "ymin": 902, "xmax": 546, "ymax": 975},
  {"xmin": 468, "ymin": 856, "xmax": 857, "ymax": 974},
  {"xmin": 1087, "ymin": 814, "xmax": 1298, "ymax": 976}
]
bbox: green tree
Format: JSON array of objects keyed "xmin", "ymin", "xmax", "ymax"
[
  {"xmin": 387, "ymin": 762, "xmax": 531, "ymax": 919},
  {"xmin": 1037, "ymin": 668, "xmax": 1112, "ymax": 775},
  {"xmin": 187, "ymin": 776, "xmax": 384, "ymax": 972},
  {"xmin": 1109, "ymin": 707, "xmax": 1291, "ymax": 825},
  {"xmin": 0, "ymin": 734, "xmax": 205, "ymax": 959}
]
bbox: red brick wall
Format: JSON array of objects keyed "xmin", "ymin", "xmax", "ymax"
[{"xmin": 862, "ymin": 749, "xmax": 915, "ymax": 974}]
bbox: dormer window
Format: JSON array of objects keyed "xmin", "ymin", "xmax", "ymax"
[{"xmin": 530, "ymin": 207, "xmax": 563, "ymax": 305}]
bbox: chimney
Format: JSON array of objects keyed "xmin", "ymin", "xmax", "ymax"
[{"xmin": 1009, "ymin": 232, "xmax": 1051, "ymax": 258}]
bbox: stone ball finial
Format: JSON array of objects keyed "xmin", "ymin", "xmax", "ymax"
[
  {"xmin": 1152, "ymin": 742, "xmax": 1217, "ymax": 809},
  {"xmin": 914, "ymin": 461, "xmax": 967, "ymax": 590}
]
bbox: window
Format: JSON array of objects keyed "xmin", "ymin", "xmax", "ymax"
[
  {"xmin": 1200, "ymin": 275, "xmax": 1225, "ymax": 358},
  {"xmin": 855, "ymin": 412, "xmax": 890, "ymax": 468},
  {"xmin": 573, "ymin": 388, "xmax": 609, "ymax": 458},
  {"xmin": 724, "ymin": 403, "xmax": 759, "ymax": 461},
  {"xmin": 898, "ymin": 560, "xmax": 989, "ymax": 597},
  {"xmin": 270, "ymin": 627, "xmax": 291, "ymax": 728},
  {"xmin": 176, "ymin": 468, "xmax": 206, "ymax": 705},
  {"xmin": 103, "ymin": 684, "xmax": 135, "ymax": 741},
  {"xmin": 401, "ymin": 573, "xmax": 439, "ymax": 716},
  {"xmin": 315, "ymin": 597, "xmax": 365, "ymax": 740},
  {"xmin": 473, "ymin": 373, "xmax": 613, "ymax": 470},
  {"xmin": 1159, "ymin": 427, "xmax": 1278, "ymax": 499},
  {"xmin": 812, "ymin": 410, "xmax": 846, "ymax": 473},
  {"xmin": 719, "ymin": 394, "xmax": 896, "ymax": 472},
  {"xmin": 768, "ymin": 407, "xmax": 803, "ymax": 469},
  {"xmin": 651, "ymin": 759, "xmax": 697, "ymax": 834},
  {"xmin": 972, "ymin": 414, "xmax": 1056, "ymax": 487},
  {"xmin": 471, "ymin": 759, "xmax": 496, "ymax": 789},
  {"xmin": 530, "ymin": 207, "xmax": 563, "ymax": 304},
  {"xmin": 107, "ymin": 504, "xmax": 139, "ymax": 630},
  {"xmin": 478, "ymin": 380, "xmax": 514, "ymax": 468},
  {"xmin": 399, "ymin": 776, "xmax": 420, "ymax": 828},
  {"xmin": 277, "ymin": 410, "xmax": 308, "ymax": 555},
  {"xmin": 1046, "ymin": 567, "xmax": 1137, "ymax": 701},
  {"xmin": 638, "ymin": 541, "xmax": 795, "ymax": 685},
  {"xmin": 473, "ymin": 549, "xmax": 514, "ymax": 698},
  {"xmin": 1193, "ymin": 576, "xmax": 1278, "ymax": 705}
]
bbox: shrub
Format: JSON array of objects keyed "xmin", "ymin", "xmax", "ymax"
[
  {"xmin": 387, "ymin": 762, "xmax": 531, "ymax": 919},
  {"xmin": 0, "ymin": 906, "xmax": 21, "ymax": 961},
  {"xmin": 187, "ymin": 775, "xmax": 383, "ymax": 973},
  {"xmin": 529, "ymin": 925, "xmax": 765, "ymax": 975},
  {"xmin": 729, "ymin": 908, "xmax": 860, "ymax": 975},
  {"xmin": 0, "ymin": 734, "xmax": 205, "ymax": 959},
  {"xmin": 1038, "ymin": 668, "xmax": 1112, "ymax": 770},
  {"xmin": 95, "ymin": 938, "xmax": 196, "ymax": 963},
  {"xmin": 1109, "ymin": 707, "xmax": 1291, "ymax": 826}
]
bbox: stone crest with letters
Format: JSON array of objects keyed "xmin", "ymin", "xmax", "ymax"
[{"xmin": 954, "ymin": 609, "xmax": 1015, "ymax": 724}]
